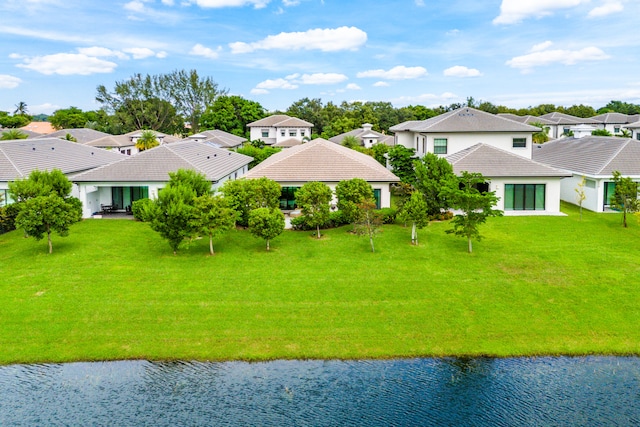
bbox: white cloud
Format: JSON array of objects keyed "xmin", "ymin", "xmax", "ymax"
[
  {"xmin": 443, "ymin": 65, "xmax": 482, "ymax": 77},
  {"xmin": 0, "ymin": 74, "xmax": 22, "ymax": 89},
  {"xmin": 255, "ymin": 78, "xmax": 298, "ymax": 90},
  {"xmin": 373, "ymin": 81, "xmax": 389, "ymax": 87},
  {"xmin": 122, "ymin": 47, "xmax": 161, "ymax": 59},
  {"xmin": 298, "ymin": 73, "xmax": 348, "ymax": 85},
  {"xmin": 162, "ymin": 0, "xmax": 175, "ymax": 4},
  {"xmin": 345, "ymin": 83, "xmax": 361, "ymax": 90},
  {"xmin": 229, "ymin": 26, "xmax": 367, "ymax": 53},
  {"xmin": 15, "ymin": 53, "xmax": 117, "ymax": 75},
  {"xmin": 0, "ymin": 26, "xmax": 88, "ymax": 43},
  {"xmin": 77, "ymin": 46, "xmax": 129, "ymax": 59},
  {"xmin": 531, "ymin": 41, "xmax": 553, "ymax": 52},
  {"xmin": 250, "ymin": 88, "xmax": 269, "ymax": 95},
  {"xmin": 282, "ymin": 0, "xmax": 299, "ymax": 5},
  {"xmin": 588, "ymin": 1, "xmax": 624, "ymax": 17},
  {"xmin": 189, "ymin": 0, "xmax": 270, "ymax": 8},
  {"xmin": 29, "ymin": 103, "xmax": 61, "ymax": 115},
  {"xmin": 124, "ymin": 0, "xmax": 146, "ymax": 13},
  {"xmin": 156, "ymin": 51, "xmax": 168, "ymax": 58},
  {"xmin": 506, "ymin": 45, "xmax": 610, "ymax": 71},
  {"xmin": 392, "ymin": 92, "xmax": 458, "ymax": 107},
  {"xmin": 493, "ymin": 0, "xmax": 588, "ymax": 25},
  {"xmin": 357, "ymin": 65, "xmax": 427, "ymax": 80},
  {"xmin": 189, "ymin": 43, "xmax": 220, "ymax": 59}
]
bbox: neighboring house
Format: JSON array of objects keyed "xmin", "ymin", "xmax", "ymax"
[
  {"xmin": 19, "ymin": 121, "xmax": 56, "ymax": 135},
  {"xmin": 390, "ymin": 107, "xmax": 540, "ymax": 159},
  {"xmin": 84, "ymin": 130, "xmax": 181, "ymax": 156},
  {"xmin": 272, "ymin": 138, "xmax": 303, "ymax": 148},
  {"xmin": 244, "ymin": 138, "xmax": 400, "ymax": 209},
  {"xmin": 247, "ymin": 115, "xmax": 313, "ymax": 146},
  {"xmin": 538, "ymin": 112, "xmax": 600, "ymax": 139},
  {"xmin": 184, "ymin": 129, "xmax": 247, "ymax": 149},
  {"xmin": 497, "ymin": 114, "xmax": 555, "ymax": 138},
  {"xmin": 590, "ymin": 112, "xmax": 639, "ymax": 136},
  {"xmin": 329, "ymin": 123, "xmax": 394, "ymax": 148},
  {"xmin": 532, "ymin": 136, "xmax": 640, "ymax": 212},
  {"xmin": 624, "ymin": 121, "xmax": 640, "ymax": 140},
  {"xmin": 35, "ymin": 128, "xmax": 111, "ymax": 144},
  {"xmin": 72, "ymin": 140, "xmax": 253, "ymax": 218},
  {"xmin": 0, "ymin": 138, "xmax": 122, "ymax": 206},
  {"xmin": 447, "ymin": 144, "xmax": 570, "ymax": 215}
]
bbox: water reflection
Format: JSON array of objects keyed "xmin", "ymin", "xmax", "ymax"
[{"xmin": 0, "ymin": 357, "xmax": 638, "ymax": 426}]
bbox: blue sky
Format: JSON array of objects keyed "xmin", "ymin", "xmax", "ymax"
[{"xmin": 1, "ymin": 0, "xmax": 639, "ymax": 115}]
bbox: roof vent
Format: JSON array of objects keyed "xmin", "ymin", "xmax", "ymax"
[
  {"xmin": 51, "ymin": 147, "xmax": 55, "ymax": 150},
  {"xmin": 206, "ymin": 156, "xmax": 210, "ymax": 159},
  {"xmin": 32, "ymin": 147, "xmax": 36, "ymax": 151}
]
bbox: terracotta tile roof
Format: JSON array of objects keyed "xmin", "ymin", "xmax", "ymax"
[
  {"xmin": 447, "ymin": 143, "xmax": 570, "ymax": 177},
  {"xmin": 19, "ymin": 122, "xmax": 56, "ymax": 134},
  {"xmin": 72, "ymin": 140, "xmax": 253, "ymax": 182},
  {"xmin": 244, "ymin": 138, "xmax": 399, "ymax": 182}
]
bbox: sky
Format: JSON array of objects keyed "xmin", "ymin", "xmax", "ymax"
[{"xmin": 1, "ymin": 0, "xmax": 639, "ymax": 116}]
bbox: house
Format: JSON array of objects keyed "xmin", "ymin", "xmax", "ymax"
[
  {"xmin": 447, "ymin": 144, "xmax": 570, "ymax": 215},
  {"xmin": 0, "ymin": 138, "xmax": 123, "ymax": 206},
  {"xmin": 624, "ymin": 121, "xmax": 640, "ymax": 140},
  {"xmin": 247, "ymin": 115, "xmax": 313, "ymax": 146},
  {"xmin": 390, "ymin": 107, "xmax": 541, "ymax": 159},
  {"xmin": 184, "ymin": 129, "xmax": 247, "ymax": 149},
  {"xmin": 72, "ymin": 140, "xmax": 253, "ymax": 217},
  {"xmin": 538, "ymin": 112, "xmax": 600, "ymax": 139},
  {"xmin": 84, "ymin": 130, "xmax": 181, "ymax": 156},
  {"xmin": 590, "ymin": 112, "xmax": 639, "ymax": 136},
  {"xmin": 532, "ymin": 136, "xmax": 640, "ymax": 212},
  {"xmin": 244, "ymin": 138, "xmax": 399, "ymax": 209},
  {"xmin": 329, "ymin": 123, "xmax": 394, "ymax": 148},
  {"xmin": 35, "ymin": 128, "xmax": 111, "ymax": 144},
  {"xmin": 497, "ymin": 113, "xmax": 555, "ymax": 138}
]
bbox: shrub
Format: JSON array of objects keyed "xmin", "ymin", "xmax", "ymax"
[
  {"xmin": 131, "ymin": 198, "xmax": 155, "ymax": 222},
  {"xmin": 290, "ymin": 209, "xmax": 349, "ymax": 231},
  {"xmin": 0, "ymin": 203, "xmax": 20, "ymax": 234},
  {"xmin": 430, "ymin": 211, "xmax": 453, "ymax": 221},
  {"xmin": 376, "ymin": 207, "xmax": 397, "ymax": 224}
]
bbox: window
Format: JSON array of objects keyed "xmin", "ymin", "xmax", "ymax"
[
  {"xmin": 637, "ymin": 132, "xmax": 640, "ymax": 141},
  {"xmin": 261, "ymin": 129, "xmax": 269, "ymax": 138},
  {"xmin": 614, "ymin": 127, "xmax": 620, "ymax": 133},
  {"xmin": 373, "ymin": 189, "xmax": 381, "ymax": 209},
  {"xmin": 604, "ymin": 181, "xmax": 616, "ymax": 208},
  {"xmin": 433, "ymin": 138, "xmax": 447, "ymax": 154},
  {"xmin": 300, "ymin": 130, "xmax": 306, "ymax": 137},
  {"xmin": 513, "ymin": 138, "xmax": 527, "ymax": 148},
  {"xmin": 585, "ymin": 179, "xmax": 596, "ymax": 189},
  {"xmin": 279, "ymin": 187, "xmax": 300, "ymax": 210},
  {"xmin": 289, "ymin": 129, "xmax": 297, "ymax": 137},
  {"xmin": 280, "ymin": 130, "xmax": 286, "ymax": 137},
  {"xmin": 563, "ymin": 127, "xmax": 571, "ymax": 135},
  {"xmin": 504, "ymin": 184, "xmax": 545, "ymax": 210}
]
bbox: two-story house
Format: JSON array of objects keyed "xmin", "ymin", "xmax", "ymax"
[{"xmin": 247, "ymin": 115, "xmax": 313, "ymax": 146}]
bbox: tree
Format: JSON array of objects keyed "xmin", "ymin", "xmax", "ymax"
[
  {"xmin": 1, "ymin": 129, "xmax": 28, "ymax": 140},
  {"xmin": 234, "ymin": 145, "xmax": 281, "ymax": 169},
  {"xmin": 286, "ymin": 98, "xmax": 324, "ymax": 135},
  {"xmin": 248, "ymin": 207, "xmax": 285, "ymax": 251},
  {"xmin": 341, "ymin": 135, "xmax": 361, "ymax": 149},
  {"xmin": 398, "ymin": 191, "xmax": 429, "ymax": 245},
  {"xmin": 190, "ymin": 194, "xmax": 238, "ymax": 255},
  {"xmin": 335, "ymin": 178, "xmax": 374, "ymax": 226},
  {"xmin": 200, "ymin": 95, "xmax": 265, "ymax": 138},
  {"xmin": 610, "ymin": 171, "xmax": 639, "ymax": 228},
  {"xmin": 387, "ymin": 145, "xmax": 416, "ymax": 184},
  {"xmin": 371, "ymin": 143, "xmax": 389, "ymax": 166},
  {"xmin": 49, "ymin": 107, "xmax": 90, "ymax": 129},
  {"xmin": 575, "ymin": 176, "xmax": 587, "ymax": 220},
  {"xmin": 530, "ymin": 121, "xmax": 550, "ymax": 144},
  {"xmin": 0, "ymin": 111, "xmax": 31, "ymax": 128},
  {"xmin": 444, "ymin": 171, "xmax": 502, "ymax": 253},
  {"xmin": 9, "ymin": 169, "xmax": 81, "ymax": 253},
  {"xmin": 168, "ymin": 168, "xmax": 212, "ymax": 197},
  {"xmin": 14, "ymin": 101, "xmax": 28, "ymax": 115},
  {"xmin": 219, "ymin": 177, "xmax": 281, "ymax": 226},
  {"xmin": 592, "ymin": 129, "xmax": 612, "ymax": 137},
  {"xmin": 353, "ymin": 199, "xmax": 382, "ymax": 252},
  {"xmin": 295, "ymin": 181, "xmax": 332, "ymax": 238},
  {"xmin": 135, "ymin": 130, "xmax": 160, "ymax": 152},
  {"xmin": 413, "ymin": 152, "xmax": 457, "ymax": 217}
]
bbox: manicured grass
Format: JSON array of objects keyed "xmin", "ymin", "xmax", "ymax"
[{"xmin": 1, "ymin": 203, "xmax": 639, "ymax": 364}]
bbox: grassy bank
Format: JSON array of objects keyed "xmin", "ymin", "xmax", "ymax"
[{"xmin": 1, "ymin": 203, "xmax": 639, "ymax": 364}]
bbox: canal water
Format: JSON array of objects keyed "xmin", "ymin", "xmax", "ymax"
[{"xmin": 1, "ymin": 357, "xmax": 638, "ymax": 426}]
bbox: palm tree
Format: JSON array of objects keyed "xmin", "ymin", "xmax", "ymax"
[
  {"xmin": 135, "ymin": 130, "xmax": 160, "ymax": 152},
  {"xmin": 0, "ymin": 129, "xmax": 28, "ymax": 140},
  {"xmin": 13, "ymin": 101, "xmax": 28, "ymax": 115},
  {"xmin": 530, "ymin": 121, "xmax": 550, "ymax": 144},
  {"xmin": 63, "ymin": 133, "xmax": 78, "ymax": 142}
]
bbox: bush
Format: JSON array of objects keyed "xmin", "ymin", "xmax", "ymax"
[
  {"xmin": 0, "ymin": 203, "xmax": 20, "ymax": 234},
  {"xmin": 376, "ymin": 207, "xmax": 397, "ymax": 224},
  {"xmin": 131, "ymin": 198, "xmax": 155, "ymax": 222},
  {"xmin": 290, "ymin": 209, "xmax": 349, "ymax": 231},
  {"xmin": 430, "ymin": 211, "xmax": 454, "ymax": 221}
]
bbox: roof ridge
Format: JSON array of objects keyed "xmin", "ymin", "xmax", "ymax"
[
  {"xmin": 596, "ymin": 138, "xmax": 630, "ymax": 175},
  {"xmin": 0, "ymin": 144, "xmax": 24, "ymax": 178}
]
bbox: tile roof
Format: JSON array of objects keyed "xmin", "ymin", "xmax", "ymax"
[
  {"xmin": 329, "ymin": 127, "xmax": 395, "ymax": 146},
  {"xmin": 247, "ymin": 114, "xmax": 314, "ymax": 128},
  {"xmin": 390, "ymin": 107, "xmax": 540, "ymax": 133},
  {"xmin": 72, "ymin": 140, "xmax": 253, "ymax": 182},
  {"xmin": 83, "ymin": 130, "xmax": 181, "ymax": 148},
  {"xmin": 539, "ymin": 112, "xmax": 600, "ymax": 125},
  {"xmin": 0, "ymin": 138, "xmax": 123, "ymax": 181},
  {"xmin": 590, "ymin": 112, "xmax": 640, "ymax": 124},
  {"xmin": 35, "ymin": 128, "xmax": 111, "ymax": 144},
  {"xmin": 187, "ymin": 129, "xmax": 246, "ymax": 148},
  {"xmin": 532, "ymin": 136, "xmax": 640, "ymax": 176},
  {"xmin": 447, "ymin": 143, "xmax": 570, "ymax": 177},
  {"xmin": 244, "ymin": 138, "xmax": 399, "ymax": 182},
  {"xmin": 19, "ymin": 122, "xmax": 56, "ymax": 134},
  {"xmin": 497, "ymin": 113, "xmax": 556, "ymax": 126},
  {"xmin": 272, "ymin": 137, "xmax": 303, "ymax": 148}
]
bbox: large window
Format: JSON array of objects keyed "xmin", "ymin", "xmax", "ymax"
[
  {"xmin": 434, "ymin": 138, "xmax": 447, "ymax": 154},
  {"xmin": 512, "ymin": 138, "xmax": 527, "ymax": 148},
  {"xmin": 373, "ymin": 189, "xmax": 381, "ymax": 209},
  {"xmin": 111, "ymin": 186, "xmax": 149, "ymax": 211},
  {"xmin": 504, "ymin": 184, "xmax": 545, "ymax": 210},
  {"xmin": 289, "ymin": 129, "xmax": 297, "ymax": 137},
  {"xmin": 261, "ymin": 129, "xmax": 269, "ymax": 138},
  {"xmin": 279, "ymin": 186, "xmax": 300, "ymax": 210},
  {"xmin": 604, "ymin": 181, "xmax": 616, "ymax": 208}
]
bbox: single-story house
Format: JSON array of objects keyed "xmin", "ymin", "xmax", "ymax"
[
  {"xmin": 72, "ymin": 140, "xmax": 253, "ymax": 217},
  {"xmin": 184, "ymin": 129, "xmax": 247, "ymax": 149},
  {"xmin": 84, "ymin": 130, "xmax": 181, "ymax": 156},
  {"xmin": 243, "ymin": 138, "xmax": 400, "ymax": 209},
  {"xmin": 329, "ymin": 123, "xmax": 394, "ymax": 148},
  {"xmin": 0, "ymin": 138, "xmax": 123, "ymax": 206},
  {"xmin": 447, "ymin": 143, "xmax": 570, "ymax": 215},
  {"xmin": 532, "ymin": 136, "xmax": 640, "ymax": 212}
]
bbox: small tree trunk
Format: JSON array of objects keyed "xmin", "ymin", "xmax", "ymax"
[
  {"xmin": 47, "ymin": 231, "xmax": 53, "ymax": 254},
  {"xmin": 266, "ymin": 238, "xmax": 270, "ymax": 251},
  {"xmin": 209, "ymin": 235, "xmax": 215, "ymax": 256},
  {"xmin": 316, "ymin": 224, "xmax": 321, "ymax": 239},
  {"xmin": 467, "ymin": 236, "xmax": 473, "ymax": 253},
  {"xmin": 369, "ymin": 234, "xmax": 375, "ymax": 252},
  {"xmin": 411, "ymin": 222, "xmax": 417, "ymax": 245}
]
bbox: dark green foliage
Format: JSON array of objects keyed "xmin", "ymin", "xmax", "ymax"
[
  {"xmin": 9, "ymin": 169, "xmax": 72, "ymax": 202},
  {"xmin": 591, "ymin": 129, "xmax": 612, "ymax": 137},
  {"xmin": 371, "ymin": 143, "xmax": 389, "ymax": 166},
  {"xmin": 200, "ymin": 95, "xmax": 266, "ymax": 138},
  {"xmin": 0, "ymin": 111, "xmax": 31, "ymax": 128},
  {"xmin": 0, "ymin": 204, "xmax": 19, "ymax": 233},
  {"xmin": 0, "ymin": 129, "xmax": 29, "ymax": 140},
  {"xmin": 49, "ymin": 107, "xmax": 91, "ymax": 129},
  {"xmin": 387, "ymin": 145, "xmax": 416, "ymax": 184},
  {"xmin": 376, "ymin": 207, "xmax": 397, "ymax": 224},
  {"xmin": 444, "ymin": 171, "xmax": 502, "ymax": 253},
  {"xmin": 398, "ymin": 191, "xmax": 429, "ymax": 245},
  {"xmin": 131, "ymin": 198, "xmax": 154, "ymax": 222},
  {"xmin": 149, "ymin": 184, "xmax": 196, "ymax": 254},
  {"xmin": 341, "ymin": 135, "xmax": 361, "ymax": 149},
  {"xmin": 248, "ymin": 207, "xmax": 285, "ymax": 251},
  {"xmin": 190, "ymin": 194, "xmax": 238, "ymax": 255},
  {"xmin": 414, "ymin": 153, "xmax": 457, "ymax": 217},
  {"xmin": 167, "ymin": 169, "xmax": 211, "ymax": 197},
  {"xmin": 295, "ymin": 181, "xmax": 333, "ymax": 238},
  {"xmin": 609, "ymin": 171, "xmax": 639, "ymax": 228},
  {"xmin": 335, "ymin": 178, "xmax": 374, "ymax": 225},
  {"xmin": 235, "ymin": 145, "xmax": 281, "ymax": 168},
  {"xmin": 219, "ymin": 177, "xmax": 281, "ymax": 227}
]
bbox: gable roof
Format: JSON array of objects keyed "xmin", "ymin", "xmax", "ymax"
[
  {"xmin": 329, "ymin": 127, "xmax": 395, "ymax": 146},
  {"xmin": 72, "ymin": 140, "xmax": 253, "ymax": 183},
  {"xmin": 247, "ymin": 114, "xmax": 314, "ymax": 128},
  {"xmin": 497, "ymin": 113, "xmax": 556, "ymax": 126},
  {"xmin": 83, "ymin": 130, "xmax": 181, "ymax": 148},
  {"xmin": 0, "ymin": 138, "xmax": 123, "ymax": 181},
  {"xmin": 539, "ymin": 112, "xmax": 600, "ymax": 125},
  {"xmin": 272, "ymin": 137, "xmax": 303, "ymax": 148},
  {"xmin": 447, "ymin": 143, "xmax": 570, "ymax": 178},
  {"xmin": 186, "ymin": 129, "xmax": 246, "ymax": 148},
  {"xmin": 390, "ymin": 107, "xmax": 540, "ymax": 133},
  {"xmin": 35, "ymin": 128, "xmax": 111, "ymax": 144},
  {"xmin": 244, "ymin": 138, "xmax": 399, "ymax": 182},
  {"xmin": 532, "ymin": 136, "xmax": 640, "ymax": 176},
  {"xmin": 590, "ymin": 112, "xmax": 640, "ymax": 124}
]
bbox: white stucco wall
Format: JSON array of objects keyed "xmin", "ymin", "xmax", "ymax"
[
  {"xmin": 489, "ymin": 176, "xmax": 564, "ymax": 215},
  {"xmin": 273, "ymin": 181, "xmax": 394, "ymax": 209}
]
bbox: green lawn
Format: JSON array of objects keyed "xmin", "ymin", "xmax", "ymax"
[{"xmin": 1, "ymin": 203, "xmax": 639, "ymax": 364}]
